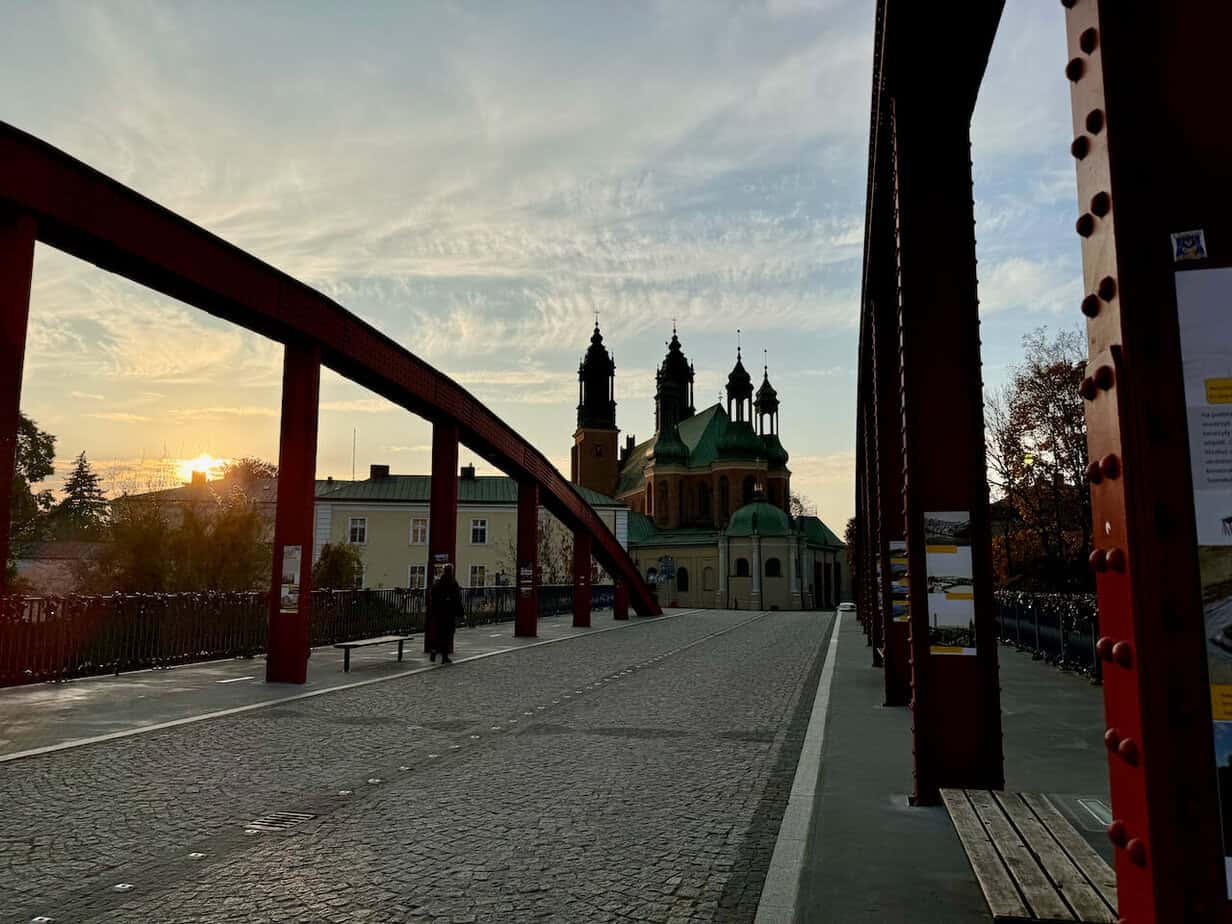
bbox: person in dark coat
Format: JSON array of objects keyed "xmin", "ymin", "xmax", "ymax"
[{"xmin": 427, "ymin": 564, "xmax": 463, "ymax": 664}]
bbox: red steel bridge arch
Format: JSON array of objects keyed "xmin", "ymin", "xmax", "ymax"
[
  {"xmin": 858, "ymin": 2, "xmax": 1232, "ymax": 922},
  {"xmin": 0, "ymin": 122, "xmax": 659, "ymax": 683}
]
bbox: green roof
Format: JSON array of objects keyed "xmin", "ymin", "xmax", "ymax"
[
  {"xmin": 727, "ymin": 501, "xmax": 792, "ymax": 537},
  {"xmin": 627, "ymin": 512, "xmax": 718, "ymax": 548},
  {"xmin": 798, "ymin": 515, "xmax": 845, "ymax": 549},
  {"xmin": 316, "ymin": 475, "xmax": 621, "ymax": 508}
]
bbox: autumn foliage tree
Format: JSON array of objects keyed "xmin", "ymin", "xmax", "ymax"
[{"xmin": 986, "ymin": 327, "xmax": 1092, "ymax": 591}]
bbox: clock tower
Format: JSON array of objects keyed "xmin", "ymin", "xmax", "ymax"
[{"xmin": 571, "ymin": 322, "xmax": 620, "ymax": 496}]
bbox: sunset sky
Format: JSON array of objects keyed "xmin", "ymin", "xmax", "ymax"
[{"xmin": 4, "ymin": 1, "xmax": 1080, "ymax": 527}]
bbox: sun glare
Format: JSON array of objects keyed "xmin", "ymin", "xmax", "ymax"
[{"xmin": 176, "ymin": 453, "xmax": 229, "ymax": 483}]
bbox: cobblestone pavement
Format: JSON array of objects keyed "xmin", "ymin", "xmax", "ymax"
[{"xmin": 3, "ymin": 608, "xmax": 834, "ymax": 923}]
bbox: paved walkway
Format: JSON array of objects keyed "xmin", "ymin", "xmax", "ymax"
[
  {"xmin": 0, "ymin": 608, "xmax": 652, "ymax": 760},
  {"xmin": 795, "ymin": 614, "xmax": 1112, "ymax": 922},
  {"xmin": 2, "ymin": 608, "xmax": 835, "ymax": 923}
]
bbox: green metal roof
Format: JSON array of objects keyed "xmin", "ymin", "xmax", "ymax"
[
  {"xmin": 316, "ymin": 475, "xmax": 621, "ymax": 508},
  {"xmin": 726, "ymin": 501, "xmax": 792, "ymax": 537},
  {"xmin": 627, "ymin": 512, "xmax": 718, "ymax": 548},
  {"xmin": 798, "ymin": 515, "xmax": 845, "ymax": 549}
]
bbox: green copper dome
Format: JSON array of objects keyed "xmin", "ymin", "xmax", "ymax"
[
  {"xmin": 762, "ymin": 433, "xmax": 789, "ymax": 469},
  {"xmin": 717, "ymin": 418, "xmax": 765, "ymax": 460},
  {"xmin": 726, "ymin": 501, "xmax": 792, "ymax": 537},
  {"xmin": 650, "ymin": 425, "xmax": 689, "ymax": 466}
]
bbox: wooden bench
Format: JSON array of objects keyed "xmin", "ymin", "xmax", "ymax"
[
  {"xmin": 941, "ymin": 789, "xmax": 1117, "ymax": 923},
  {"xmin": 334, "ymin": 634, "xmax": 418, "ymax": 672}
]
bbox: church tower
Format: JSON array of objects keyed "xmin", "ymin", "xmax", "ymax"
[{"xmin": 572, "ymin": 322, "xmax": 620, "ymax": 496}]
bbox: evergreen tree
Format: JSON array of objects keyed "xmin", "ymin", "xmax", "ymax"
[
  {"xmin": 7, "ymin": 412, "xmax": 56, "ymax": 580},
  {"xmin": 55, "ymin": 452, "xmax": 109, "ymax": 540}
]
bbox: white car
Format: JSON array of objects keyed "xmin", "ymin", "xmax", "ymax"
[{"xmin": 837, "ymin": 602, "xmax": 856, "ymax": 614}]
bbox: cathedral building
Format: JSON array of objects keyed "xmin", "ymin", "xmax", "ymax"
[{"xmin": 570, "ymin": 323, "xmax": 847, "ymax": 611}]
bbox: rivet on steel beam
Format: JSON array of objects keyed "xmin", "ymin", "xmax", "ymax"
[
  {"xmin": 1061, "ymin": 0, "xmax": 1076, "ymax": 8},
  {"xmin": 1113, "ymin": 640, "xmax": 1133, "ymax": 667},
  {"xmin": 1081, "ymin": 294, "xmax": 1101, "ymax": 318},
  {"xmin": 1098, "ymin": 276, "xmax": 1117, "ymax": 301},
  {"xmin": 1086, "ymin": 460, "xmax": 1103, "ymax": 484},
  {"xmin": 1090, "ymin": 192, "xmax": 1111, "ymax": 217},
  {"xmin": 1127, "ymin": 838, "xmax": 1147, "ymax": 866},
  {"xmin": 1079, "ymin": 28, "xmax": 1098, "ymax": 55},
  {"xmin": 1066, "ymin": 58, "xmax": 1085, "ymax": 81},
  {"xmin": 1107, "ymin": 819, "xmax": 1128, "ymax": 847},
  {"xmin": 1096, "ymin": 636, "xmax": 1114, "ymax": 660},
  {"xmin": 1100, "ymin": 454, "xmax": 1121, "ymax": 479},
  {"xmin": 1079, "ymin": 376, "xmax": 1098, "ymax": 400},
  {"xmin": 1076, "ymin": 213, "xmax": 1096, "ymax": 237},
  {"xmin": 1118, "ymin": 737, "xmax": 1140, "ymax": 765},
  {"xmin": 1107, "ymin": 547, "xmax": 1126, "ymax": 572},
  {"xmin": 1071, "ymin": 136, "xmax": 1090, "ymax": 160},
  {"xmin": 1094, "ymin": 365, "xmax": 1115, "ymax": 390},
  {"xmin": 1089, "ymin": 548, "xmax": 1108, "ymax": 572},
  {"xmin": 1086, "ymin": 108, "xmax": 1105, "ymax": 134},
  {"xmin": 1104, "ymin": 727, "xmax": 1120, "ymax": 751}
]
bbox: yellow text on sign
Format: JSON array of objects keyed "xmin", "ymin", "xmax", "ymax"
[
  {"xmin": 1211, "ymin": 685, "xmax": 1232, "ymax": 721},
  {"xmin": 926, "ymin": 545, "xmax": 958, "ymax": 554}
]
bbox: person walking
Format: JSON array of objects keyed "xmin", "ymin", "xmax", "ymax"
[{"xmin": 427, "ymin": 564, "xmax": 463, "ymax": 664}]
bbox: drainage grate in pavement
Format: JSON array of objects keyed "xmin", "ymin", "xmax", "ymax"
[{"xmin": 244, "ymin": 812, "xmax": 317, "ymax": 832}]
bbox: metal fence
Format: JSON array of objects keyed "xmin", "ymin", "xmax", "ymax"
[
  {"xmin": 0, "ymin": 583, "xmax": 601, "ymax": 687},
  {"xmin": 996, "ymin": 591, "xmax": 1101, "ymax": 681}
]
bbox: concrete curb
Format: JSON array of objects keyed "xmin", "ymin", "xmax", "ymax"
[
  {"xmin": 0, "ymin": 608, "xmax": 703, "ymax": 764},
  {"xmin": 754, "ymin": 611, "xmax": 843, "ymax": 923}
]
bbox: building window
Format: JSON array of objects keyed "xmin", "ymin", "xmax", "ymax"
[
  {"xmin": 698, "ymin": 483, "xmax": 710, "ymax": 518},
  {"xmin": 469, "ymin": 564, "xmax": 486, "ymax": 587},
  {"xmin": 736, "ymin": 558, "xmax": 750, "ymax": 577},
  {"xmin": 410, "ymin": 517, "xmax": 429, "ymax": 545},
  {"xmin": 765, "ymin": 557, "xmax": 782, "ymax": 578},
  {"xmin": 676, "ymin": 567, "xmax": 690, "ymax": 592},
  {"xmin": 348, "ymin": 517, "xmax": 367, "ymax": 544},
  {"xmin": 742, "ymin": 475, "xmax": 756, "ymax": 505},
  {"xmin": 719, "ymin": 477, "xmax": 729, "ymax": 520},
  {"xmin": 470, "ymin": 518, "xmax": 487, "ymax": 544},
  {"xmin": 703, "ymin": 567, "xmax": 715, "ymax": 591},
  {"xmin": 408, "ymin": 564, "xmax": 427, "ymax": 589}
]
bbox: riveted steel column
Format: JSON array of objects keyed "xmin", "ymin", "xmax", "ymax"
[
  {"xmin": 426, "ymin": 420, "xmax": 459, "ymax": 654},
  {"xmin": 613, "ymin": 579, "xmax": 629, "ymax": 620},
  {"xmin": 515, "ymin": 480, "xmax": 538, "ymax": 637},
  {"xmin": 0, "ymin": 211, "xmax": 35, "ymax": 594},
  {"xmin": 266, "ymin": 341, "xmax": 320, "ymax": 684},
  {"xmin": 894, "ymin": 100, "xmax": 1003, "ymax": 805},
  {"xmin": 572, "ymin": 530, "xmax": 591, "ymax": 627},
  {"xmin": 1063, "ymin": 3, "xmax": 1231, "ymax": 920}
]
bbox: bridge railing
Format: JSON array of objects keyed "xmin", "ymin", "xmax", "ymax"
[
  {"xmin": 0, "ymin": 584, "xmax": 607, "ymax": 687},
  {"xmin": 996, "ymin": 591, "xmax": 1101, "ymax": 682}
]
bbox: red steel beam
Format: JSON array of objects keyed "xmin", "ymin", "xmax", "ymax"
[
  {"xmin": 1064, "ymin": 3, "xmax": 1232, "ymax": 919},
  {"xmin": 572, "ymin": 530, "xmax": 592, "ymax": 628},
  {"xmin": 267, "ymin": 342, "xmax": 320, "ymax": 684},
  {"xmin": 0, "ymin": 122, "xmax": 660, "ymax": 619},
  {"xmin": 515, "ymin": 481, "xmax": 538, "ymax": 637},
  {"xmin": 0, "ymin": 211, "xmax": 35, "ymax": 594},
  {"xmin": 427, "ymin": 420, "xmax": 459, "ymax": 654}
]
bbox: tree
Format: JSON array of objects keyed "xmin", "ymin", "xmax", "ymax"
[
  {"xmin": 221, "ymin": 457, "xmax": 278, "ymax": 483},
  {"xmin": 843, "ymin": 516, "xmax": 858, "ymax": 584},
  {"xmin": 312, "ymin": 543, "xmax": 364, "ymax": 590},
  {"xmin": 7, "ymin": 412, "xmax": 56, "ymax": 579},
  {"xmin": 53, "ymin": 452, "xmax": 109, "ymax": 540},
  {"xmin": 985, "ymin": 327, "xmax": 1091, "ymax": 591},
  {"xmin": 789, "ymin": 492, "xmax": 817, "ymax": 518}
]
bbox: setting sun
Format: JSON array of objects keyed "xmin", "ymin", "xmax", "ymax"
[{"xmin": 176, "ymin": 453, "xmax": 229, "ymax": 483}]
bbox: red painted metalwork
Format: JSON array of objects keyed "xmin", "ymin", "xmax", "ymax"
[
  {"xmin": 572, "ymin": 531, "xmax": 592, "ymax": 628},
  {"xmin": 0, "ymin": 122, "xmax": 660, "ymax": 623},
  {"xmin": 426, "ymin": 420, "xmax": 459, "ymax": 655},
  {"xmin": 613, "ymin": 580, "xmax": 629, "ymax": 620},
  {"xmin": 1061, "ymin": 4, "xmax": 1232, "ymax": 920},
  {"xmin": 515, "ymin": 481, "xmax": 538, "ymax": 637},
  {"xmin": 266, "ymin": 342, "xmax": 320, "ymax": 684},
  {"xmin": 859, "ymin": 2, "xmax": 1005, "ymax": 805},
  {"xmin": 0, "ymin": 211, "xmax": 35, "ymax": 594}
]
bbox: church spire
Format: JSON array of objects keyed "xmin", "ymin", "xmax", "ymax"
[{"xmin": 577, "ymin": 319, "xmax": 616, "ymax": 430}]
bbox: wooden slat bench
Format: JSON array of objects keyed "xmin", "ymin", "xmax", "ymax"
[
  {"xmin": 334, "ymin": 634, "xmax": 418, "ymax": 672},
  {"xmin": 941, "ymin": 789, "xmax": 1117, "ymax": 923}
]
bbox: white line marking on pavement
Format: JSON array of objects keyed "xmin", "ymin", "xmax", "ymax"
[
  {"xmin": 0, "ymin": 610, "xmax": 701, "ymax": 764},
  {"xmin": 214, "ymin": 677, "xmax": 255, "ymax": 684},
  {"xmin": 754, "ymin": 610, "xmax": 842, "ymax": 924}
]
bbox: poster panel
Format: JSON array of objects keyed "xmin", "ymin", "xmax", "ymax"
[
  {"xmin": 279, "ymin": 545, "xmax": 302, "ymax": 613},
  {"xmin": 889, "ymin": 540, "xmax": 910, "ymax": 622},
  {"xmin": 924, "ymin": 511, "xmax": 975, "ymax": 655},
  {"xmin": 1176, "ymin": 266, "xmax": 1232, "ymax": 895}
]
